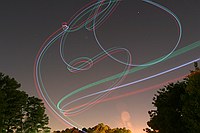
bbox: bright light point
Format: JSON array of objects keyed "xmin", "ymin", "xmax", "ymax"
[{"xmin": 62, "ymin": 22, "xmax": 69, "ymax": 31}]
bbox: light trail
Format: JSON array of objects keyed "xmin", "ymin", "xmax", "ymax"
[
  {"xmin": 63, "ymin": 75, "xmax": 186, "ymax": 116},
  {"xmin": 59, "ymin": 58, "xmax": 200, "ymax": 115},
  {"xmin": 33, "ymin": 0, "xmax": 200, "ymax": 130},
  {"xmin": 57, "ymin": 41, "xmax": 200, "ymax": 111}
]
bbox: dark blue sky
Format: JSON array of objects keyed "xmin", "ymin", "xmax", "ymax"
[{"xmin": 0, "ymin": 0, "xmax": 200, "ymax": 132}]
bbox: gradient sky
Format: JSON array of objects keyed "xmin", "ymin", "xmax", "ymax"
[{"xmin": 0, "ymin": 0, "xmax": 200, "ymax": 133}]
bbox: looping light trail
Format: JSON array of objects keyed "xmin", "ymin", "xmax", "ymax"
[{"xmin": 34, "ymin": 0, "xmax": 200, "ymax": 130}]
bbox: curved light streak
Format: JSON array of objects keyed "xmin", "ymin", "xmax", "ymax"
[
  {"xmin": 57, "ymin": 0, "xmax": 183, "ymax": 114},
  {"xmin": 93, "ymin": 0, "xmax": 182, "ymax": 67},
  {"xmin": 57, "ymin": 41, "xmax": 200, "ymax": 111},
  {"xmin": 63, "ymin": 75, "xmax": 186, "ymax": 116},
  {"xmin": 33, "ymin": 0, "xmax": 200, "ymax": 130},
  {"xmin": 59, "ymin": 58, "xmax": 200, "ymax": 115}
]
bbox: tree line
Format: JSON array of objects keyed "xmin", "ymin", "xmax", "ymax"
[{"xmin": 53, "ymin": 123, "xmax": 131, "ymax": 133}]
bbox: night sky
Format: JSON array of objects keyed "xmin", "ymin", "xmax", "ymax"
[{"xmin": 1, "ymin": 0, "xmax": 200, "ymax": 132}]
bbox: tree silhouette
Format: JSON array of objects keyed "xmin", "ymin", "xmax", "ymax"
[
  {"xmin": 181, "ymin": 65, "xmax": 200, "ymax": 132},
  {"xmin": 0, "ymin": 72, "xmax": 50, "ymax": 133},
  {"xmin": 145, "ymin": 63, "xmax": 200, "ymax": 133},
  {"xmin": 0, "ymin": 73, "xmax": 26, "ymax": 132},
  {"xmin": 22, "ymin": 96, "xmax": 50, "ymax": 133}
]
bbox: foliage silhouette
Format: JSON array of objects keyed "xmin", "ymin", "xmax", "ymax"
[
  {"xmin": 53, "ymin": 123, "xmax": 131, "ymax": 133},
  {"xmin": 0, "ymin": 72, "xmax": 50, "ymax": 133},
  {"xmin": 145, "ymin": 62, "xmax": 200, "ymax": 133}
]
